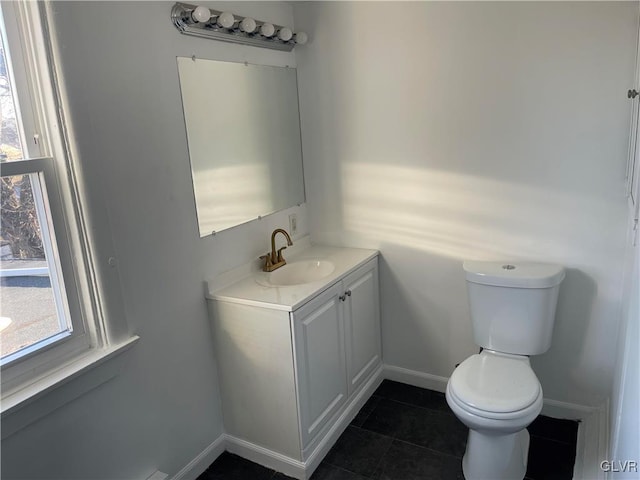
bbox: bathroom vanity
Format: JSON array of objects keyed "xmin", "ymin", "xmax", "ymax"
[{"xmin": 206, "ymin": 241, "xmax": 382, "ymax": 479}]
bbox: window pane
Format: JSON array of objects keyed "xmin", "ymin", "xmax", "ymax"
[
  {"xmin": 1, "ymin": 174, "xmax": 69, "ymax": 360},
  {"xmin": 0, "ymin": 26, "xmax": 25, "ymax": 162}
]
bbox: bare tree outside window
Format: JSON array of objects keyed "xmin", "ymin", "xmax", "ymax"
[
  {"xmin": 0, "ymin": 32, "xmax": 44, "ymax": 260},
  {"xmin": 0, "ymin": 31, "xmax": 62, "ymax": 360}
]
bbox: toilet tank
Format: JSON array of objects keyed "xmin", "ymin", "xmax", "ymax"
[{"xmin": 463, "ymin": 261, "xmax": 565, "ymax": 356}]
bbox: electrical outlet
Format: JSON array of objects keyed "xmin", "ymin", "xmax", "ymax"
[{"xmin": 289, "ymin": 213, "xmax": 298, "ymax": 235}]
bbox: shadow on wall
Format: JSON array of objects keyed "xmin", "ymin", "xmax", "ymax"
[
  {"xmin": 376, "ymin": 245, "xmax": 477, "ymax": 376},
  {"xmin": 340, "ymin": 163, "xmax": 620, "ymax": 262},
  {"xmin": 336, "ymin": 162, "xmax": 616, "ymax": 404},
  {"xmin": 531, "ymin": 268, "xmax": 598, "ymax": 399}
]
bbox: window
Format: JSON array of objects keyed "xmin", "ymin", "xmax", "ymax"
[{"xmin": 0, "ymin": 2, "xmax": 106, "ymax": 398}]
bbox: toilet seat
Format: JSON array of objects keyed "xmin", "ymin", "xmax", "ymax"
[{"xmin": 449, "ymin": 351, "xmax": 541, "ymax": 418}]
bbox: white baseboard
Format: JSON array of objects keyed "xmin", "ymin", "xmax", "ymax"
[
  {"xmin": 383, "ymin": 363, "xmax": 598, "ymax": 419},
  {"xmin": 172, "ymin": 434, "xmax": 226, "ymax": 480},
  {"xmin": 541, "ymin": 398, "xmax": 598, "ymax": 420},
  {"xmin": 225, "ymin": 435, "xmax": 306, "ymax": 479},
  {"xmin": 383, "ymin": 364, "xmax": 448, "ymax": 393},
  {"xmin": 573, "ymin": 400, "xmax": 609, "ymax": 480}
]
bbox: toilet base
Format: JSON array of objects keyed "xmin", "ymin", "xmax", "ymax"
[{"xmin": 462, "ymin": 428, "xmax": 530, "ymax": 480}]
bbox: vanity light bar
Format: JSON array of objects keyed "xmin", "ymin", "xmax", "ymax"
[{"xmin": 170, "ymin": 2, "xmax": 308, "ymax": 52}]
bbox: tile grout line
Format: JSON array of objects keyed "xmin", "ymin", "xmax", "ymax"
[
  {"xmin": 361, "ymin": 398, "xmax": 402, "ymax": 478},
  {"xmin": 373, "ymin": 396, "xmax": 456, "ymax": 417},
  {"xmin": 349, "ymin": 420, "xmax": 399, "ymax": 445},
  {"xmin": 324, "ymin": 424, "xmax": 395, "ymax": 478},
  {"xmin": 390, "ymin": 437, "xmax": 466, "ymax": 462},
  {"xmin": 331, "ymin": 463, "xmax": 378, "ymax": 479},
  {"xmin": 528, "ymin": 432, "xmax": 577, "ymax": 447},
  {"xmin": 354, "ymin": 395, "xmax": 381, "ymax": 427},
  {"xmin": 355, "ymin": 396, "xmax": 468, "ymax": 461},
  {"xmin": 367, "ymin": 430, "xmax": 396, "ymax": 478}
]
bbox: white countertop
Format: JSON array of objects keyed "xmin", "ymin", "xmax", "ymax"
[{"xmin": 206, "ymin": 240, "xmax": 378, "ymax": 312}]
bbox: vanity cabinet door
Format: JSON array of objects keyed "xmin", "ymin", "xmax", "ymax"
[
  {"xmin": 342, "ymin": 259, "xmax": 382, "ymax": 396},
  {"xmin": 292, "ymin": 283, "xmax": 348, "ymax": 447}
]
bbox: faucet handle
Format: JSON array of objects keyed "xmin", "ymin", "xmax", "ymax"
[
  {"xmin": 277, "ymin": 246, "xmax": 287, "ymax": 262},
  {"xmin": 260, "ymin": 254, "xmax": 273, "ymax": 270}
]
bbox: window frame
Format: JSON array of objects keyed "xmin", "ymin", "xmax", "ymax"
[
  {"xmin": 0, "ymin": 1, "xmax": 106, "ymax": 396},
  {"xmin": 627, "ymin": 19, "xmax": 640, "ymax": 208},
  {"xmin": 627, "ymin": 98, "xmax": 639, "ymax": 207},
  {"xmin": 1, "ymin": 159, "xmax": 95, "ymax": 390}
]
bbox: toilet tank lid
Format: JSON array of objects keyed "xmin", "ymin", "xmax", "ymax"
[{"xmin": 463, "ymin": 261, "xmax": 565, "ymax": 288}]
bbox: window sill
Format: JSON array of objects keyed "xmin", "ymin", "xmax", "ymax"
[{"xmin": 1, "ymin": 335, "xmax": 139, "ymax": 439}]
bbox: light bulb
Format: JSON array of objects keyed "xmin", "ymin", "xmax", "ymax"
[
  {"xmin": 260, "ymin": 23, "xmax": 275, "ymax": 38},
  {"xmin": 294, "ymin": 32, "xmax": 308, "ymax": 45},
  {"xmin": 239, "ymin": 17, "xmax": 257, "ymax": 34},
  {"xmin": 277, "ymin": 27, "xmax": 293, "ymax": 42},
  {"xmin": 191, "ymin": 5, "xmax": 211, "ymax": 23},
  {"xmin": 216, "ymin": 11, "xmax": 235, "ymax": 29}
]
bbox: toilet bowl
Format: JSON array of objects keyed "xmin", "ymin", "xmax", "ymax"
[{"xmin": 446, "ymin": 350, "xmax": 543, "ymax": 480}]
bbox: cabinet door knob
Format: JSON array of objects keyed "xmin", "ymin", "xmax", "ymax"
[
  {"xmin": 345, "ymin": 290, "xmax": 352, "ymax": 297},
  {"xmin": 629, "ymin": 89, "xmax": 639, "ymax": 99},
  {"xmin": 339, "ymin": 294, "xmax": 346, "ymax": 301}
]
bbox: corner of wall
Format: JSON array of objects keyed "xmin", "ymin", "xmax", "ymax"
[{"xmin": 171, "ymin": 434, "xmax": 226, "ymax": 480}]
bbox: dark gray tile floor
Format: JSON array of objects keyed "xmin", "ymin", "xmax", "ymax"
[{"xmin": 197, "ymin": 380, "xmax": 579, "ymax": 480}]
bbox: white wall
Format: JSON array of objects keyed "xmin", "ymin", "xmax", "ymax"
[
  {"xmin": 293, "ymin": 1, "xmax": 637, "ymax": 407},
  {"xmin": 610, "ymin": 229, "xmax": 640, "ymax": 476},
  {"xmin": 1, "ymin": 2, "xmax": 306, "ymax": 479},
  {"xmin": 610, "ymin": 102, "xmax": 640, "ymax": 473}
]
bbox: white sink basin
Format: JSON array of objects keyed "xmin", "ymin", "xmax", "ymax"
[{"xmin": 256, "ymin": 259, "xmax": 335, "ymax": 287}]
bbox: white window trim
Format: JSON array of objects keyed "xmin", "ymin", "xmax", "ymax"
[{"xmin": 0, "ymin": 1, "xmax": 137, "ymax": 429}]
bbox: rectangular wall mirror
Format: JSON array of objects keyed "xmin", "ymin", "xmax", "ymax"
[{"xmin": 177, "ymin": 57, "xmax": 305, "ymax": 236}]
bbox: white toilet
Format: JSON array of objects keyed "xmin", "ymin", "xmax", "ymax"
[{"xmin": 446, "ymin": 261, "xmax": 565, "ymax": 480}]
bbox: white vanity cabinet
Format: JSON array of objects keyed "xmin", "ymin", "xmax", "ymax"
[
  {"xmin": 293, "ymin": 258, "xmax": 381, "ymax": 447},
  {"xmin": 342, "ymin": 260, "xmax": 381, "ymax": 396},
  {"xmin": 293, "ymin": 282, "xmax": 348, "ymax": 447},
  {"xmin": 208, "ymin": 248, "xmax": 381, "ymax": 479}
]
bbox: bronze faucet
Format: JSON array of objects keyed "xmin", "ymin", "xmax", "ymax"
[{"xmin": 260, "ymin": 228, "xmax": 293, "ymax": 272}]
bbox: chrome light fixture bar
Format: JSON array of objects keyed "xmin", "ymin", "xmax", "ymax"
[{"xmin": 171, "ymin": 2, "xmax": 308, "ymax": 52}]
